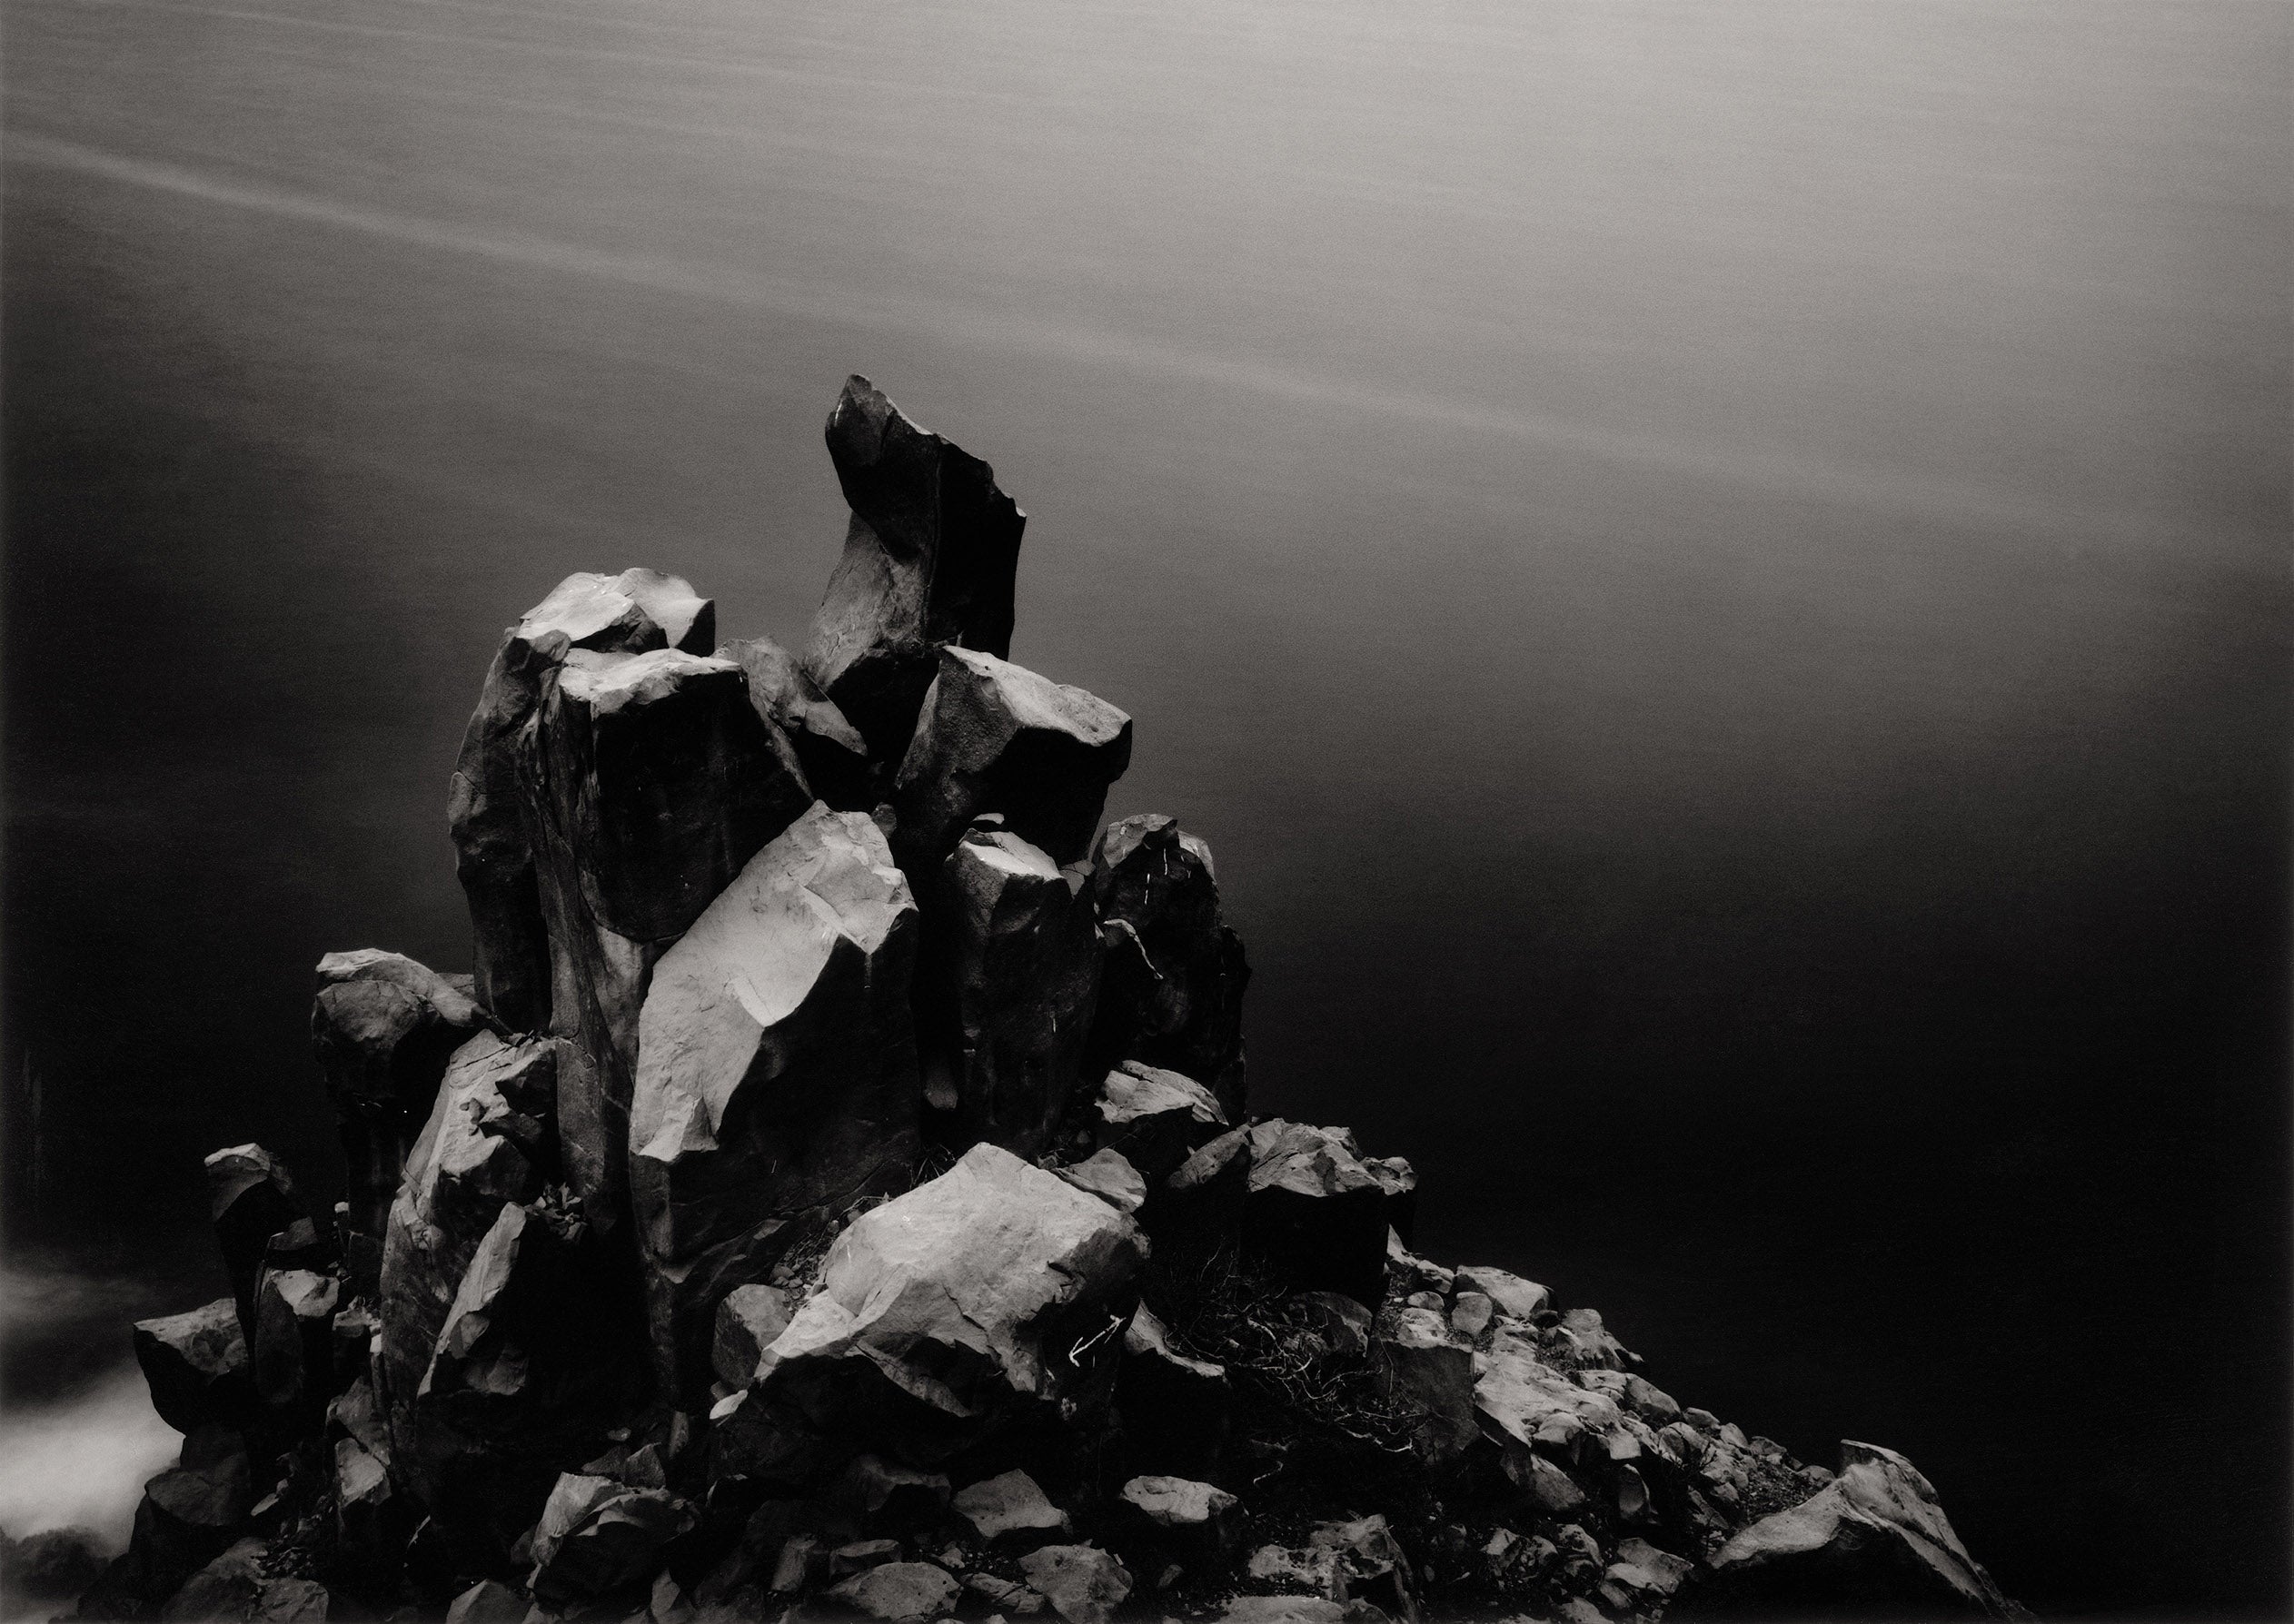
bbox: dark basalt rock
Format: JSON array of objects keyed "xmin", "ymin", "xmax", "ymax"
[
  {"xmin": 525, "ymin": 1471, "xmax": 695, "ymax": 1605},
  {"xmin": 204, "ymin": 1144, "xmax": 304, "ymax": 1348},
  {"xmin": 721, "ymin": 634, "xmax": 875, "ymax": 811},
  {"xmin": 524, "ymin": 646, "xmax": 812, "ymax": 1232},
  {"xmin": 449, "ymin": 568, "xmax": 716, "ymax": 1035},
  {"xmin": 134, "ymin": 1298, "xmax": 253, "ymax": 1434},
  {"xmin": 1090, "ymin": 1060, "xmax": 1229, "ymax": 1184},
  {"xmin": 918, "ymin": 825, "xmax": 1101, "ymax": 1158},
  {"xmin": 628, "ymin": 803, "xmax": 922, "ymax": 1403},
  {"xmin": 890, "ymin": 647, "xmax": 1132, "ymax": 878},
  {"xmin": 1240, "ymin": 1120, "xmax": 1394, "ymax": 1307},
  {"xmin": 312, "ymin": 950, "xmax": 493, "ymax": 1244},
  {"xmin": 1116, "ymin": 1303, "xmax": 1230, "ymax": 1480},
  {"xmin": 1085, "ymin": 814, "xmax": 1249, "ymax": 1119},
  {"xmin": 805, "ymin": 375, "xmax": 1026, "ymax": 759},
  {"xmin": 250, "ymin": 1266, "xmax": 338, "ymax": 1439}
]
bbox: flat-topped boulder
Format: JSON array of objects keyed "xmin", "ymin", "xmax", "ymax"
[
  {"xmin": 805, "ymin": 375, "xmax": 1026, "ymax": 758},
  {"xmin": 891, "ymin": 648, "xmax": 1131, "ymax": 876},
  {"xmin": 629, "ymin": 802, "xmax": 922, "ymax": 1401}
]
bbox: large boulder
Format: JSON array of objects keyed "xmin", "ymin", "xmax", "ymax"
[
  {"xmin": 803, "ymin": 375, "xmax": 1026, "ymax": 758},
  {"xmin": 107, "ymin": 1427, "xmax": 254, "ymax": 1609},
  {"xmin": 376, "ymin": 1032, "xmax": 551, "ymax": 1467},
  {"xmin": 1373, "ymin": 1305, "xmax": 1477, "ymax": 1468},
  {"xmin": 720, "ymin": 635, "xmax": 873, "ymax": 810},
  {"xmin": 1240, "ymin": 1121, "xmax": 1394, "ymax": 1306},
  {"xmin": 1091, "ymin": 1061, "xmax": 1228, "ymax": 1184},
  {"xmin": 401, "ymin": 1197, "xmax": 633, "ymax": 1569},
  {"xmin": 889, "ymin": 649, "xmax": 1132, "ymax": 877},
  {"xmin": 918, "ymin": 826, "xmax": 1101, "ymax": 1158},
  {"xmin": 722, "ymin": 1143, "xmax": 1147, "ymax": 1476},
  {"xmin": 1085, "ymin": 815, "xmax": 1248, "ymax": 1117},
  {"xmin": 449, "ymin": 567, "xmax": 716, "ymax": 1034},
  {"xmin": 951, "ymin": 1468, "xmax": 1070, "ymax": 1549},
  {"xmin": 312, "ymin": 950, "xmax": 492, "ymax": 1241},
  {"xmin": 1674, "ymin": 1441, "xmax": 2027, "ymax": 1618},
  {"xmin": 204, "ymin": 1145, "xmax": 305, "ymax": 1347},
  {"xmin": 250, "ymin": 1267, "xmax": 339, "ymax": 1438},
  {"xmin": 1474, "ymin": 1329, "xmax": 1626, "ymax": 1467},
  {"xmin": 134, "ymin": 1297, "xmax": 253, "ymax": 1434},
  {"xmin": 629, "ymin": 803, "xmax": 922, "ymax": 1401},
  {"xmin": 525, "ymin": 1471, "xmax": 695, "ymax": 1606},
  {"xmin": 523, "ymin": 645, "xmax": 813, "ymax": 1232}
]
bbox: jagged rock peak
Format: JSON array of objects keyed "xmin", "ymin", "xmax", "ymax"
[{"xmin": 806, "ymin": 375, "xmax": 1027, "ymax": 758}]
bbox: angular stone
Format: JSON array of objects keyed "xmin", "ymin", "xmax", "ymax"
[
  {"xmin": 1677, "ymin": 1441, "xmax": 2025, "ymax": 1618},
  {"xmin": 1451, "ymin": 1265, "xmax": 1550, "ymax": 1323},
  {"xmin": 1606, "ymin": 1538, "xmax": 1693, "ymax": 1600},
  {"xmin": 1116, "ymin": 1304, "xmax": 1229, "ymax": 1480},
  {"xmin": 159, "ymin": 1535, "xmax": 268, "ymax": 1621},
  {"xmin": 527, "ymin": 646, "xmax": 814, "ymax": 1233},
  {"xmin": 1449, "ymin": 1292, "xmax": 1495, "ymax": 1340},
  {"xmin": 1475, "ymin": 1331, "xmax": 1624, "ymax": 1463},
  {"xmin": 834, "ymin": 1454, "xmax": 951, "ymax": 1536},
  {"xmin": 1362, "ymin": 1156, "xmax": 1417, "ymax": 1244},
  {"xmin": 1051, "ymin": 1148, "xmax": 1147, "ymax": 1216},
  {"xmin": 890, "ymin": 649, "xmax": 1131, "ymax": 877},
  {"xmin": 952, "ymin": 1469, "xmax": 1070, "ymax": 1548},
  {"xmin": 965, "ymin": 1570, "xmax": 1047, "ymax": 1615},
  {"xmin": 1091, "ymin": 1062, "xmax": 1227, "ymax": 1184},
  {"xmin": 1241, "ymin": 1121, "xmax": 1392, "ymax": 1306},
  {"xmin": 377, "ymin": 1032, "xmax": 550, "ymax": 1466},
  {"xmin": 1373, "ymin": 1306, "xmax": 1476, "ymax": 1467},
  {"xmin": 711, "ymin": 1283, "xmax": 794, "ymax": 1389},
  {"xmin": 250, "ymin": 1267, "xmax": 338, "ymax": 1435},
  {"xmin": 1294, "ymin": 1292, "xmax": 1373, "ymax": 1363},
  {"xmin": 1018, "ymin": 1544, "xmax": 1132, "ymax": 1624},
  {"xmin": 404, "ymin": 1198, "xmax": 633, "ymax": 1569},
  {"xmin": 122, "ymin": 1428, "xmax": 254, "ymax": 1605},
  {"xmin": 134, "ymin": 1297, "xmax": 253, "ymax": 1434},
  {"xmin": 444, "ymin": 1578, "xmax": 530, "ymax": 1624},
  {"xmin": 804, "ymin": 375, "xmax": 1025, "ymax": 759},
  {"xmin": 526, "ymin": 1472, "xmax": 695, "ymax": 1605},
  {"xmin": 734, "ymin": 1145, "xmax": 1146, "ymax": 1475},
  {"xmin": 829, "ymin": 1561, "xmax": 961, "ymax": 1621},
  {"xmin": 205, "ymin": 1144, "xmax": 304, "ymax": 1346},
  {"xmin": 1117, "ymin": 1476, "xmax": 1239, "ymax": 1561},
  {"xmin": 1085, "ymin": 816, "xmax": 1248, "ymax": 1117},
  {"xmin": 829, "ymin": 1539, "xmax": 903, "ymax": 1577},
  {"xmin": 918, "ymin": 827, "xmax": 1100, "ymax": 1159},
  {"xmin": 312, "ymin": 951, "xmax": 492, "ymax": 1241},
  {"xmin": 630, "ymin": 803, "xmax": 921, "ymax": 1401},
  {"xmin": 450, "ymin": 568, "xmax": 717, "ymax": 1035},
  {"xmin": 1556, "ymin": 1308, "xmax": 1632, "ymax": 1371},
  {"xmin": 1510, "ymin": 1452, "xmax": 1590, "ymax": 1516},
  {"xmin": 1144, "ymin": 1124, "xmax": 1249, "ymax": 1276},
  {"xmin": 721, "ymin": 635, "xmax": 874, "ymax": 811}
]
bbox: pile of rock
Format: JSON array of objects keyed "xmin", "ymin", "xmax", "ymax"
[{"xmin": 74, "ymin": 379, "xmax": 2024, "ymax": 1623}]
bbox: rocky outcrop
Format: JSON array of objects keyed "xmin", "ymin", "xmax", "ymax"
[
  {"xmin": 311, "ymin": 950, "xmax": 493, "ymax": 1242},
  {"xmin": 628, "ymin": 802, "xmax": 921, "ymax": 1401},
  {"xmin": 87, "ymin": 376, "xmax": 2019, "ymax": 1624},
  {"xmin": 804, "ymin": 375, "xmax": 1026, "ymax": 758},
  {"xmin": 1087, "ymin": 814, "xmax": 1249, "ymax": 1117},
  {"xmin": 918, "ymin": 825, "xmax": 1101, "ymax": 1158},
  {"xmin": 890, "ymin": 647, "xmax": 1132, "ymax": 876}
]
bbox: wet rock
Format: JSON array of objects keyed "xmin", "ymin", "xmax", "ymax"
[
  {"xmin": 890, "ymin": 649, "xmax": 1131, "ymax": 879},
  {"xmin": 1675, "ymin": 1441, "xmax": 2026, "ymax": 1618},
  {"xmin": 1452, "ymin": 1265, "xmax": 1549, "ymax": 1322},
  {"xmin": 1085, "ymin": 815, "xmax": 1248, "ymax": 1118},
  {"xmin": 952, "ymin": 1469, "xmax": 1071, "ymax": 1548},
  {"xmin": 1090, "ymin": 1061, "xmax": 1228, "ymax": 1183},
  {"xmin": 1018, "ymin": 1544, "xmax": 1132, "ymax": 1624},
  {"xmin": 250, "ymin": 1267, "xmax": 338, "ymax": 1436},
  {"xmin": 1241, "ymin": 1121, "xmax": 1392, "ymax": 1306},
  {"xmin": 1373, "ymin": 1306, "xmax": 1476, "ymax": 1467},
  {"xmin": 630, "ymin": 803, "xmax": 921, "ymax": 1401},
  {"xmin": 444, "ymin": 1579, "xmax": 530, "ymax": 1624},
  {"xmin": 450, "ymin": 568, "xmax": 717, "ymax": 1035},
  {"xmin": 721, "ymin": 634, "xmax": 874, "ymax": 811},
  {"xmin": 731, "ymin": 1144, "xmax": 1146, "ymax": 1475},
  {"xmin": 526, "ymin": 1472, "xmax": 696, "ymax": 1606},
  {"xmin": 1051, "ymin": 1147, "xmax": 1147, "ymax": 1215},
  {"xmin": 710, "ymin": 1284, "xmax": 794, "ymax": 1388},
  {"xmin": 1115, "ymin": 1303, "xmax": 1229, "ymax": 1480},
  {"xmin": 527, "ymin": 645, "xmax": 814, "ymax": 1232},
  {"xmin": 134, "ymin": 1297, "xmax": 253, "ymax": 1433},
  {"xmin": 919, "ymin": 826, "xmax": 1100, "ymax": 1158},
  {"xmin": 828, "ymin": 1560, "xmax": 961, "ymax": 1621},
  {"xmin": 377, "ymin": 1032, "xmax": 551, "ymax": 1466},
  {"xmin": 312, "ymin": 950, "xmax": 492, "ymax": 1241},
  {"xmin": 205, "ymin": 1145, "xmax": 305, "ymax": 1345},
  {"xmin": 804, "ymin": 375, "xmax": 1026, "ymax": 758}
]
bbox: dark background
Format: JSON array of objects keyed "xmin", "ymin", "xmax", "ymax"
[{"xmin": 4, "ymin": 0, "xmax": 2288, "ymax": 1614}]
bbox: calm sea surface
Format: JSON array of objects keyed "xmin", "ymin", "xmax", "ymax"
[{"xmin": 5, "ymin": 1, "xmax": 2288, "ymax": 1613}]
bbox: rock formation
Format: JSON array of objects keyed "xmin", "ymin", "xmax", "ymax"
[{"xmin": 83, "ymin": 377, "xmax": 2023, "ymax": 1624}]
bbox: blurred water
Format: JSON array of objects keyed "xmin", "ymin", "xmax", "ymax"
[{"xmin": 5, "ymin": 0, "xmax": 2288, "ymax": 1614}]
